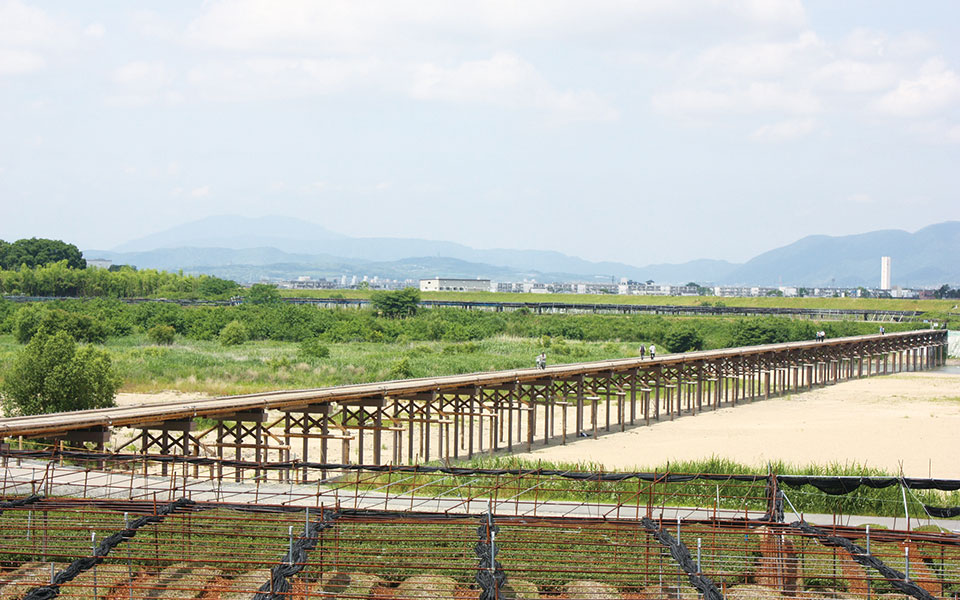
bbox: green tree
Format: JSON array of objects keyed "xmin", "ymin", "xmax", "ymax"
[
  {"xmin": 0, "ymin": 238, "xmax": 86, "ymax": 270},
  {"xmin": 245, "ymin": 283, "xmax": 281, "ymax": 305},
  {"xmin": 371, "ymin": 287, "xmax": 420, "ymax": 318},
  {"xmin": 298, "ymin": 338, "xmax": 330, "ymax": 360},
  {"xmin": 147, "ymin": 324, "xmax": 176, "ymax": 345},
  {"xmin": 219, "ymin": 320, "xmax": 249, "ymax": 345},
  {"xmin": 664, "ymin": 325, "xmax": 704, "ymax": 352},
  {"xmin": 1, "ymin": 330, "xmax": 120, "ymax": 415}
]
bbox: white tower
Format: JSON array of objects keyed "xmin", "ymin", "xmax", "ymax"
[{"xmin": 880, "ymin": 256, "xmax": 891, "ymax": 290}]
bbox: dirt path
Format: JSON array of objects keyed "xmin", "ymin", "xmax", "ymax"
[{"xmin": 514, "ymin": 365, "xmax": 960, "ymax": 478}]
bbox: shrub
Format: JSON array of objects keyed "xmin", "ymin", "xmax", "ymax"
[
  {"xmin": 299, "ymin": 338, "xmax": 331, "ymax": 360},
  {"xmin": 371, "ymin": 287, "xmax": 420, "ymax": 318},
  {"xmin": 664, "ymin": 325, "xmax": 704, "ymax": 352},
  {"xmin": 245, "ymin": 283, "xmax": 281, "ymax": 305},
  {"xmin": 147, "ymin": 324, "xmax": 176, "ymax": 345},
  {"xmin": 389, "ymin": 357, "xmax": 413, "ymax": 379},
  {"xmin": 13, "ymin": 305, "xmax": 107, "ymax": 344},
  {"xmin": 219, "ymin": 320, "xmax": 249, "ymax": 346},
  {"xmin": 1, "ymin": 330, "xmax": 120, "ymax": 415}
]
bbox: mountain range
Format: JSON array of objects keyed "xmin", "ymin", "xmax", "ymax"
[{"xmin": 85, "ymin": 216, "xmax": 960, "ymax": 287}]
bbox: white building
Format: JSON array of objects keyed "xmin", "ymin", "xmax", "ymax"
[
  {"xmin": 419, "ymin": 278, "xmax": 492, "ymax": 292},
  {"xmin": 87, "ymin": 258, "xmax": 112, "ymax": 269},
  {"xmin": 880, "ymin": 256, "xmax": 892, "ymax": 290}
]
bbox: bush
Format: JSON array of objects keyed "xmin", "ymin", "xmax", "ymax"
[
  {"xmin": 219, "ymin": 320, "xmax": 249, "ymax": 346},
  {"xmin": 299, "ymin": 338, "xmax": 331, "ymax": 360},
  {"xmin": 371, "ymin": 287, "xmax": 420, "ymax": 318},
  {"xmin": 147, "ymin": 324, "xmax": 176, "ymax": 345},
  {"xmin": 245, "ymin": 283, "xmax": 281, "ymax": 305},
  {"xmin": 1, "ymin": 330, "xmax": 120, "ymax": 415},
  {"xmin": 389, "ymin": 357, "xmax": 413, "ymax": 379},
  {"xmin": 664, "ymin": 325, "xmax": 704, "ymax": 352},
  {"xmin": 13, "ymin": 305, "xmax": 107, "ymax": 344}
]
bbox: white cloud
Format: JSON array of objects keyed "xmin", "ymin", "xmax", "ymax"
[
  {"xmin": 113, "ymin": 61, "xmax": 175, "ymax": 88},
  {"xmin": 190, "ymin": 185, "xmax": 210, "ymax": 198},
  {"xmin": 873, "ymin": 58, "xmax": 960, "ymax": 118},
  {"xmin": 653, "ymin": 82, "xmax": 820, "ymax": 117},
  {"xmin": 847, "ymin": 193, "xmax": 874, "ymax": 204},
  {"xmin": 410, "ymin": 53, "xmax": 618, "ymax": 121},
  {"xmin": 185, "ymin": 0, "xmax": 806, "ymax": 52},
  {"xmin": 186, "ymin": 57, "xmax": 377, "ymax": 102},
  {"xmin": 0, "ymin": 0, "xmax": 59, "ymax": 46},
  {"xmin": 750, "ymin": 118, "xmax": 816, "ymax": 142},
  {"xmin": 0, "ymin": 49, "xmax": 44, "ymax": 75},
  {"xmin": 108, "ymin": 61, "xmax": 179, "ymax": 106},
  {"xmin": 83, "ymin": 23, "xmax": 105, "ymax": 38},
  {"xmin": 812, "ymin": 59, "xmax": 900, "ymax": 94}
]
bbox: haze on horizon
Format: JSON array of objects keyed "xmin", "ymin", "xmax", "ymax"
[{"xmin": 1, "ymin": 1, "xmax": 959, "ymax": 266}]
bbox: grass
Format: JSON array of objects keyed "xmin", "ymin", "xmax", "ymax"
[
  {"xmin": 0, "ymin": 334, "xmax": 646, "ymax": 396},
  {"xmin": 280, "ymin": 289, "xmax": 960, "ymax": 313},
  {"xmin": 352, "ymin": 456, "xmax": 960, "ymax": 520}
]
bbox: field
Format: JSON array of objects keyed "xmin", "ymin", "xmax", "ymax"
[{"xmin": 0, "ymin": 333, "xmax": 644, "ymax": 395}]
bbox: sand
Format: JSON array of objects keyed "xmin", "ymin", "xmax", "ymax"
[
  {"xmin": 514, "ymin": 364, "xmax": 960, "ymax": 478},
  {"xmin": 111, "ymin": 363, "xmax": 960, "ymax": 478}
]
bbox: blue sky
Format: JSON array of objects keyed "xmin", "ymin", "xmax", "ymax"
[{"xmin": 1, "ymin": 1, "xmax": 959, "ymax": 265}]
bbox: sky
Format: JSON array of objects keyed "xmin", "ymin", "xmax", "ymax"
[{"xmin": 1, "ymin": 0, "xmax": 959, "ymax": 265}]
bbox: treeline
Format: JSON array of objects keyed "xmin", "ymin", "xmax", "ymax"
[
  {"xmin": 0, "ymin": 238, "xmax": 85, "ymax": 270},
  {"xmin": 0, "ymin": 298, "xmax": 911, "ymax": 352},
  {"xmin": 0, "ymin": 261, "xmax": 239, "ymax": 299}
]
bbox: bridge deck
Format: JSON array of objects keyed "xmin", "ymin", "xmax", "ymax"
[{"xmin": 0, "ymin": 330, "xmax": 944, "ymax": 439}]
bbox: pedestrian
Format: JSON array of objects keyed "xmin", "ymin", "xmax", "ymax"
[
  {"xmin": 639, "ymin": 345, "xmax": 646, "ymax": 359},
  {"xmin": 649, "ymin": 344, "xmax": 656, "ymax": 359},
  {"xmin": 879, "ymin": 325, "xmax": 885, "ymax": 335},
  {"xmin": 536, "ymin": 352, "xmax": 546, "ymax": 370}
]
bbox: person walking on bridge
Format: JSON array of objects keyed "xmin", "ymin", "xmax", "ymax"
[
  {"xmin": 639, "ymin": 345, "xmax": 646, "ymax": 359},
  {"xmin": 649, "ymin": 344, "xmax": 656, "ymax": 359}
]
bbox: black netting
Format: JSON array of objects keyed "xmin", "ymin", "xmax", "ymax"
[
  {"xmin": 252, "ymin": 510, "xmax": 339, "ymax": 600},
  {"xmin": 475, "ymin": 513, "xmax": 505, "ymax": 600},
  {"xmin": 639, "ymin": 517, "xmax": 724, "ymax": 600},
  {"xmin": 19, "ymin": 497, "xmax": 194, "ymax": 600},
  {"xmin": 789, "ymin": 521, "xmax": 936, "ymax": 600}
]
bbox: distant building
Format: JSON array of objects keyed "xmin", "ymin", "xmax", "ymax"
[
  {"xmin": 87, "ymin": 258, "xmax": 112, "ymax": 269},
  {"xmin": 881, "ymin": 256, "xmax": 892, "ymax": 290},
  {"xmin": 419, "ymin": 278, "xmax": 492, "ymax": 292}
]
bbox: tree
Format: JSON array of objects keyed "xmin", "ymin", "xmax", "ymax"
[
  {"xmin": 245, "ymin": 283, "xmax": 281, "ymax": 305},
  {"xmin": 371, "ymin": 287, "xmax": 420, "ymax": 318},
  {"xmin": 1, "ymin": 330, "xmax": 119, "ymax": 415},
  {"xmin": 147, "ymin": 324, "xmax": 176, "ymax": 345},
  {"xmin": 664, "ymin": 325, "xmax": 704, "ymax": 352},
  {"xmin": 0, "ymin": 238, "xmax": 85, "ymax": 270},
  {"xmin": 219, "ymin": 320, "xmax": 249, "ymax": 345}
]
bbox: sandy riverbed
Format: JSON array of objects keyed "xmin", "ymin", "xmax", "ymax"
[{"xmin": 514, "ymin": 363, "xmax": 960, "ymax": 478}]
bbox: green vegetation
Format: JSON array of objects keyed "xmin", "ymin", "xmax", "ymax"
[
  {"xmin": 219, "ymin": 319, "xmax": 249, "ymax": 346},
  {"xmin": 0, "ymin": 237, "xmax": 86, "ymax": 270},
  {"xmin": 1, "ymin": 329, "xmax": 120, "ymax": 415},
  {"xmin": 371, "ymin": 287, "xmax": 420, "ymax": 318},
  {"xmin": 358, "ymin": 455, "xmax": 960, "ymax": 520},
  {"xmin": 147, "ymin": 324, "xmax": 176, "ymax": 345},
  {"xmin": 0, "ymin": 296, "xmax": 927, "ymax": 396},
  {"xmin": 282, "ymin": 287, "xmax": 960, "ymax": 313},
  {"xmin": 0, "ymin": 260, "xmax": 240, "ymax": 299}
]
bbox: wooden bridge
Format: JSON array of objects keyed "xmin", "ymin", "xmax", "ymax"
[{"xmin": 0, "ymin": 330, "xmax": 947, "ymax": 477}]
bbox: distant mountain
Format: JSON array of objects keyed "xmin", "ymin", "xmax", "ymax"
[
  {"xmin": 96, "ymin": 215, "xmax": 960, "ymax": 287},
  {"xmin": 727, "ymin": 221, "xmax": 960, "ymax": 287},
  {"xmin": 109, "ymin": 215, "xmax": 734, "ymax": 282},
  {"xmin": 112, "ymin": 215, "xmax": 347, "ymax": 254}
]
